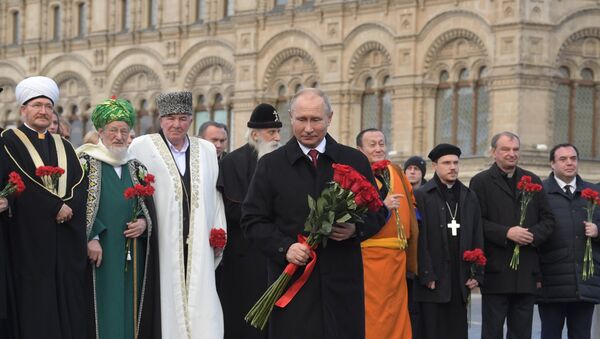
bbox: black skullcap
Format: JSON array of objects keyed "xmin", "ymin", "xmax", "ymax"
[
  {"xmin": 428, "ymin": 143, "xmax": 462, "ymax": 162},
  {"xmin": 404, "ymin": 156, "xmax": 427, "ymax": 177},
  {"xmin": 247, "ymin": 103, "xmax": 283, "ymax": 129}
]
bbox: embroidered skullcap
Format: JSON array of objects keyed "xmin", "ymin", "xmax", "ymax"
[
  {"xmin": 156, "ymin": 91, "xmax": 193, "ymax": 117},
  {"xmin": 15, "ymin": 76, "xmax": 59, "ymax": 106},
  {"xmin": 428, "ymin": 143, "xmax": 462, "ymax": 162},
  {"xmin": 91, "ymin": 96, "xmax": 136, "ymax": 129},
  {"xmin": 247, "ymin": 103, "xmax": 282, "ymax": 129}
]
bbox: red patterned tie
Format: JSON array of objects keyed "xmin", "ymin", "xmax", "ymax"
[{"xmin": 308, "ymin": 149, "xmax": 319, "ymax": 168}]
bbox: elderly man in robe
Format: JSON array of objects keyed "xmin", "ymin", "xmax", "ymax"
[
  {"xmin": 77, "ymin": 97, "xmax": 161, "ymax": 339},
  {"xmin": 356, "ymin": 128, "xmax": 418, "ymax": 339},
  {"xmin": 129, "ymin": 91, "xmax": 226, "ymax": 339},
  {"xmin": 1, "ymin": 76, "xmax": 86, "ymax": 339}
]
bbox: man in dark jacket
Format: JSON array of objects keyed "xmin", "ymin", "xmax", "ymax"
[
  {"xmin": 414, "ymin": 143, "xmax": 484, "ymax": 339},
  {"xmin": 539, "ymin": 143, "xmax": 600, "ymax": 339},
  {"xmin": 217, "ymin": 103, "xmax": 282, "ymax": 339},
  {"xmin": 470, "ymin": 131, "xmax": 554, "ymax": 339},
  {"xmin": 242, "ymin": 88, "xmax": 387, "ymax": 339}
]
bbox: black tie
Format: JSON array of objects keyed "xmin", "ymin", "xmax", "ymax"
[{"xmin": 564, "ymin": 184, "xmax": 573, "ymax": 198}]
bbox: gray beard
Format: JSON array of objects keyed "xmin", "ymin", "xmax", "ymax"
[
  {"xmin": 106, "ymin": 144, "xmax": 128, "ymax": 161},
  {"xmin": 255, "ymin": 140, "xmax": 281, "ymax": 159}
]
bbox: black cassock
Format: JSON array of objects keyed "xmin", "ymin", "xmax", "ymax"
[
  {"xmin": 0, "ymin": 129, "xmax": 13, "ymax": 337},
  {"xmin": 217, "ymin": 143, "xmax": 268, "ymax": 339},
  {"xmin": 1, "ymin": 125, "xmax": 87, "ymax": 339},
  {"xmin": 414, "ymin": 175, "xmax": 484, "ymax": 339},
  {"xmin": 241, "ymin": 135, "xmax": 387, "ymax": 339}
]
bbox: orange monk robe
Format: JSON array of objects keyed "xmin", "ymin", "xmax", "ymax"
[{"xmin": 361, "ymin": 163, "xmax": 419, "ymax": 339}]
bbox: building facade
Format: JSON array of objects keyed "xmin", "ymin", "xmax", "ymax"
[{"xmin": 0, "ymin": 0, "xmax": 599, "ymax": 179}]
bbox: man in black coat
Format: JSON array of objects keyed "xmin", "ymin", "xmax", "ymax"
[
  {"xmin": 470, "ymin": 131, "xmax": 554, "ymax": 339},
  {"xmin": 241, "ymin": 88, "xmax": 387, "ymax": 339},
  {"xmin": 538, "ymin": 143, "xmax": 600, "ymax": 339},
  {"xmin": 414, "ymin": 143, "xmax": 484, "ymax": 339},
  {"xmin": 217, "ymin": 103, "xmax": 282, "ymax": 339}
]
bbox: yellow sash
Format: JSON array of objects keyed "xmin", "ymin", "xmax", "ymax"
[
  {"xmin": 361, "ymin": 237, "xmax": 405, "ymax": 249},
  {"xmin": 12, "ymin": 129, "xmax": 68, "ymax": 197}
]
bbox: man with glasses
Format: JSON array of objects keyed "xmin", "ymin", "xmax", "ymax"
[
  {"xmin": 77, "ymin": 97, "xmax": 161, "ymax": 339},
  {"xmin": 129, "ymin": 91, "xmax": 226, "ymax": 339},
  {"xmin": 0, "ymin": 76, "xmax": 87, "ymax": 339}
]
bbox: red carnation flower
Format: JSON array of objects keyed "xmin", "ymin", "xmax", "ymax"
[
  {"xmin": 371, "ymin": 160, "xmax": 390, "ymax": 173},
  {"xmin": 144, "ymin": 173, "xmax": 155, "ymax": 183},
  {"xmin": 210, "ymin": 228, "xmax": 227, "ymax": 249}
]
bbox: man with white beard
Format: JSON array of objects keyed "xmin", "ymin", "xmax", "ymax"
[
  {"xmin": 77, "ymin": 97, "xmax": 161, "ymax": 338},
  {"xmin": 217, "ymin": 103, "xmax": 282, "ymax": 339}
]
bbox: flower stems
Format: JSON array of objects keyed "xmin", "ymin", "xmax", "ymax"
[{"xmin": 582, "ymin": 236, "xmax": 594, "ymax": 280}]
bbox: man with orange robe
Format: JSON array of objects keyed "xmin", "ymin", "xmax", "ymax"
[{"xmin": 357, "ymin": 128, "xmax": 418, "ymax": 339}]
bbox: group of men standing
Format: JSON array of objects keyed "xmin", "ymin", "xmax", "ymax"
[{"xmin": 0, "ymin": 74, "xmax": 598, "ymax": 339}]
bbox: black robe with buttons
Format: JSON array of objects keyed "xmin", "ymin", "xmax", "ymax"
[
  {"xmin": 241, "ymin": 135, "xmax": 387, "ymax": 339},
  {"xmin": 413, "ymin": 176, "xmax": 484, "ymax": 338}
]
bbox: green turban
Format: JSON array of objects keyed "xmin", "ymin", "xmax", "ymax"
[{"xmin": 91, "ymin": 97, "xmax": 136, "ymax": 130}]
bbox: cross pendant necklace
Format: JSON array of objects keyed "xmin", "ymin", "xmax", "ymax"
[{"xmin": 445, "ymin": 201, "xmax": 460, "ymax": 236}]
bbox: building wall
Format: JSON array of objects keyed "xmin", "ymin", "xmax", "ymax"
[{"xmin": 1, "ymin": 0, "xmax": 599, "ymax": 180}]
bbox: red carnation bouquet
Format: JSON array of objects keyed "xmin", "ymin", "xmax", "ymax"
[
  {"xmin": 0, "ymin": 171, "xmax": 26, "ymax": 197},
  {"xmin": 463, "ymin": 248, "xmax": 486, "ymax": 326},
  {"xmin": 510, "ymin": 176, "xmax": 543, "ymax": 270},
  {"xmin": 581, "ymin": 188, "xmax": 599, "ymax": 280},
  {"xmin": 209, "ymin": 228, "xmax": 227, "ymax": 249},
  {"xmin": 245, "ymin": 163, "xmax": 383, "ymax": 330},
  {"xmin": 371, "ymin": 159, "xmax": 407, "ymax": 249},
  {"xmin": 36, "ymin": 166, "xmax": 65, "ymax": 193},
  {"xmin": 123, "ymin": 173, "xmax": 155, "ymax": 268}
]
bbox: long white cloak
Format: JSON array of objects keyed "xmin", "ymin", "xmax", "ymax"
[{"xmin": 129, "ymin": 134, "xmax": 225, "ymax": 339}]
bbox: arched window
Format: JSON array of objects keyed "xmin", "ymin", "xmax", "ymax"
[
  {"xmin": 148, "ymin": 0, "xmax": 157, "ymax": 28},
  {"xmin": 196, "ymin": 0, "xmax": 205, "ymax": 21},
  {"xmin": 193, "ymin": 94, "xmax": 232, "ymax": 135},
  {"xmin": 224, "ymin": 0, "xmax": 234, "ymax": 17},
  {"xmin": 553, "ymin": 67, "xmax": 599, "ymax": 158},
  {"xmin": 122, "ymin": 0, "xmax": 130, "ymax": 31},
  {"xmin": 53, "ymin": 6, "xmax": 61, "ymax": 40},
  {"xmin": 275, "ymin": 85, "xmax": 292, "ymax": 143},
  {"xmin": 77, "ymin": 3, "xmax": 87, "ymax": 37},
  {"xmin": 12, "ymin": 11, "xmax": 20, "ymax": 44},
  {"xmin": 360, "ymin": 76, "xmax": 393, "ymax": 143},
  {"xmin": 434, "ymin": 67, "xmax": 489, "ymax": 156}
]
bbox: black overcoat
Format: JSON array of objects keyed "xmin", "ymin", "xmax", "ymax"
[
  {"xmin": 217, "ymin": 143, "xmax": 268, "ymax": 339},
  {"xmin": 1, "ymin": 126, "xmax": 87, "ymax": 339},
  {"xmin": 538, "ymin": 174, "xmax": 600, "ymax": 303},
  {"xmin": 470, "ymin": 164, "xmax": 554, "ymax": 294},
  {"xmin": 241, "ymin": 135, "xmax": 387, "ymax": 339},
  {"xmin": 413, "ymin": 178, "xmax": 484, "ymax": 303}
]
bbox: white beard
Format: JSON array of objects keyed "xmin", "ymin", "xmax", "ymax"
[
  {"xmin": 255, "ymin": 139, "xmax": 280, "ymax": 159},
  {"xmin": 106, "ymin": 144, "xmax": 129, "ymax": 161}
]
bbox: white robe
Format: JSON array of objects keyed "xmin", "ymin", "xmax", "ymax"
[{"xmin": 129, "ymin": 134, "xmax": 225, "ymax": 339}]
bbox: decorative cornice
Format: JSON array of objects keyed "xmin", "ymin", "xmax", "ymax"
[
  {"xmin": 262, "ymin": 47, "xmax": 318, "ymax": 88},
  {"xmin": 555, "ymin": 27, "xmax": 600, "ymax": 64},
  {"xmin": 424, "ymin": 29, "xmax": 488, "ymax": 72},
  {"xmin": 348, "ymin": 41, "xmax": 392, "ymax": 81},
  {"xmin": 110, "ymin": 64, "xmax": 161, "ymax": 94},
  {"xmin": 183, "ymin": 56, "xmax": 235, "ymax": 90}
]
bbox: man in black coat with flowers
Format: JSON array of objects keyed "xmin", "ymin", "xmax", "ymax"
[
  {"xmin": 241, "ymin": 88, "xmax": 387, "ymax": 339},
  {"xmin": 538, "ymin": 143, "xmax": 600, "ymax": 339},
  {"xmin": 414, "ymin": 143, "xmax": 484, "ymax": 339},
  {"xmin": 470, "ymin": 131, "xmax": 554, "ymax": 339}
]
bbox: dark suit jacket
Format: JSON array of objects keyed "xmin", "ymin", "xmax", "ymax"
[
  {"xmin": 470, "ymin": 164, "xmax": 554, "ymax": 294},
  {"xmin": 241, "ymin": 134, "xmax": 387, "ymax": 339},
  {"xmin": 413, "ymin": 178, "xmax": 484, "ymax": 303}
]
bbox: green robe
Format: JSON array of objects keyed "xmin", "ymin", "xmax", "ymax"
[{"xmin": 90, "ymin": 163, "xmax": 146, "ymax": 339}]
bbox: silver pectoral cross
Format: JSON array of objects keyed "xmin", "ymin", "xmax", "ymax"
[{"xmin": 447, "ymin": 219, "xmax": 460, "ymax": 236}]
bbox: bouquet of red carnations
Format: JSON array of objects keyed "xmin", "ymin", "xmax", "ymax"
[
  {"xmin": 123, "ymin": 173, "xmax": 155, "ymax": 267},
  {"xmin": 244, "ymin": 163, "xmax": 383, "ymax": 330},
  {"xmin": 36, "ymin": 166, "xmax": 64, "ymax": 193},
  {"xmin": 371, "ymin": 160, "xmax": 407, "ymax": 249},
  {"xmin": 463, "ymin": 248, "xmax": 486, "ymax": 326},
  {"xmin": 581, "ymin": 188, "xmax": 599, "ymax": 280},
  {"xmin": 510, "ymin": 176, "xmax": 542, "ymax": 270},
  {"xmin": 0, "ymin": 171, "xmax": 26, "ymax": 197}
]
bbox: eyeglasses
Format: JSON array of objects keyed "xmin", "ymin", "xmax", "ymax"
[
  {"xmin": 105, "ymin": 128, "xmax": 130, "ymax": 136},
  {"xmin": 27, "ymin": 102, "xmax": 54, "ymax": 111}
]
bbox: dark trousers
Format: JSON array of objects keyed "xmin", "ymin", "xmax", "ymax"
[
  {"xmin": 482, "ymin": 294, "xmax": 535, "ymax": 339},
  {"xmin": 407, "ymin": 276, "xmax": 420, "ymax": 339},
  {"xmin": 538, "ymin": 302, "xmax": 595, "ymax": 339}
]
